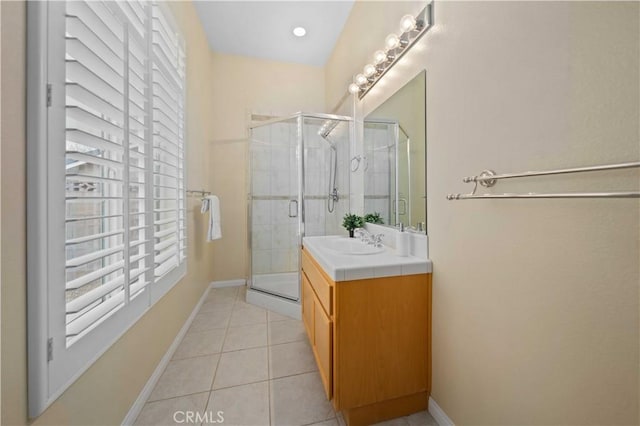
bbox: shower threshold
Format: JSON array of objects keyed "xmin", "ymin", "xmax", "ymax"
[{"xmin": 247, "ymin": 272, "xmax": 301, "ymax": 319}]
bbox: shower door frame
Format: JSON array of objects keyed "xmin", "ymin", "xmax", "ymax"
[{"xmin": 247, "ymin": 112, "xmax": 352, "ymax": 303}]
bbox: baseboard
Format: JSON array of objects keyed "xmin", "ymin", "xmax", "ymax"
[
  {"xmin": 429, "ymin": 397, "xmax": 454, "ymax": 426},
  {"xmin": 121, "ymin": 286, "xmax": 212, "ymax": 425},
  {"xmin": 210, "ymin": 279, "xmax": 246, "ymax": 288}
]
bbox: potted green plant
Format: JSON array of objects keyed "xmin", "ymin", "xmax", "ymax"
[
  {"xmin": 364, "ymin": 212, "xmax": 384, "ymax": 225},
  {"xmin": 342, "ymin": 213, "xmax": 364, "ymax": 238}
]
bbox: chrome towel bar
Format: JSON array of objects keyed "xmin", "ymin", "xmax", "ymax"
[
  {"xmin": 187, "ymin": 189, "xmax": 211, "ymax": 197},
  {"xmin": 447, "ymin": 191, "xmax": 640, "ymax": 200},
  {"xmin": 448, "ymin": 161, "xmax": 640, "ymax": 200}
]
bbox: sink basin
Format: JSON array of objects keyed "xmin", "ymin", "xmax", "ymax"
[{"xmin": 326, "ymin": 238, "xmax": 385, "ymax": 255}]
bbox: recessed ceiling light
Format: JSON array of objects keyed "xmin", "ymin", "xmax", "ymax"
[{"xmin": 293, "ymin": 27, "xmax": 306, "ymax": 37}]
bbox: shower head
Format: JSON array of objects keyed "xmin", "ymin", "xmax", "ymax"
[{"xmin": 318, "ymin": 120, "xmax": 340, "ymax": 140}]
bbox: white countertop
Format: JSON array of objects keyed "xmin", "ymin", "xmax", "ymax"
[{"xmin": 303, "ymin": 235, "xmax": 432, "ymax": 282}]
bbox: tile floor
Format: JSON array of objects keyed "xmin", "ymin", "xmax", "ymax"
[{"xmin": 134, "ymin": 286, "xmax": 437, "ymax": 426}]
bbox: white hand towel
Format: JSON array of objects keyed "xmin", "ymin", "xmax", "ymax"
[{"xmin": 204, "ymin": 195, "xmax": 222, "ymax": 241}]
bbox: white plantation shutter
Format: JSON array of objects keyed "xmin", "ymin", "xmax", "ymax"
[
  {"xmin": 28, "ymin": 0, "xmax": 186, "ymax": 416},
  {"xmin": 152, "ymin": 4, "xmax": 186, "ymax": 280}
]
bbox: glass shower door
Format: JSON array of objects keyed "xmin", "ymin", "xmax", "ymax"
[{"xmin": 249, "ymin": 117, "xmax": 301, "ymax": 301}]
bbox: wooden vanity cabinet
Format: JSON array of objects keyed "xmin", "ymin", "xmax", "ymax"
[
  {"xmin": 301, "ymin": 247, "xmax": 432, "ymax": 426},
  {"xmin": 301, "ymin": 252, "xmax": 334, "ymax": 399}
]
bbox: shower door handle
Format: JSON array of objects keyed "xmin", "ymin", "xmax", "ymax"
[
  {"xmin": 399, "ymin": 198, "xmax": 407, "ymax": 215},
  {"xmin": 394, "ymin": 198, "xmax": 407, "ymax": 215},
  {"xmin": 288, "ymin": 200, "xmax": 298, "ymax": 218}
]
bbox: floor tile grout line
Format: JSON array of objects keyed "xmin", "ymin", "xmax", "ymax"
[
  {"xmin": 300, "ymin": 417, "xmax": 338, "ymax": 426},
  {"xmin": 269, "ymin": 367, "xmax": 319, "ymax": 381},
  {"xmin": 266, "ymin": 298, "xmax": 273, "ymax": 426},
  {"xmin": 172, "ymin": 335, "xmax": 287, "ymax": 362},
  {"xmin": 209, "ymin": 378, "xmax": 272, "ymax": 393},
  {"xmin": 200, "ymin": 287, "xmax": 238, "ymax": 423},
  {"xmin": 208, "ymin": 288, "xmax": 237, "ymax": 394},
  {"xmin": 268, "ymin": 337, "xmax": 308, "ymax": 348},
  {"xmin": 145, "ymin": 389, "xmax": 211, "ymax": 405}
]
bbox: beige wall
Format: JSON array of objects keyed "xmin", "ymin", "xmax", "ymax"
[
  {"xmin": 209, "ymin": 53, "xmax": 325, "ymax": 281},
  {"xmin": 327, "ymin": 1, "xmax": 639, "ymax": 424},
  {"xmin": 0, "ymin": 1, "xmax": 216, "ymax": 424}
]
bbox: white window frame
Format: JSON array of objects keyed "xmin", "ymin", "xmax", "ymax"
[{"xmin": 26, "ymin": 1, "xmax": 187, "ymax": 417}]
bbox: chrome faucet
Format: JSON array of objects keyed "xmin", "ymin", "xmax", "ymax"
[
  {"xmin": 354, "ymin": 228, "xmax": 370, "ymax": 242},
  {"xmin": 371, "ymin": 234, "xmax": 384, "ymax": 247},
  {"xmin": 354, "ymin": 228, "xmax": 384, "ymax": 247}
]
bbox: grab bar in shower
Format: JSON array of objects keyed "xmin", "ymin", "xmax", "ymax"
[{"xmin": 447, "ymin": 161, "xmax": 640, "ymax": 200}]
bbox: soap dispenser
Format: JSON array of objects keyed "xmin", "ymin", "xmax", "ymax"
[{"xmin": 396, "ymin": 223, "xmax": 410, "ymax": 257}]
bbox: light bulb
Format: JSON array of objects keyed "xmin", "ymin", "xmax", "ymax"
[
  {"xmin": 348, "ymin": 83, "xmax": 360, "ymax": 94},
  {"xmin": 292, "ymin": 27, "xmax": 306, "ymax": 37},
  {"xmin": 363, "ymin": 64, "xmax": 376, "ymax": 77},
  {"xmin": 373, "ymin": 50, "xmax": 387, "ymax": 65},
  {"xmin": 385, "ymin": 33, "xmax": 400, "ymax": 51},
  {"xmin": 400, "ymin": 14, "xmax": 416, "ymax": 32},
  {"xmin": 355, "ymin": 73, "xmax": 368, "ymax": 86}
]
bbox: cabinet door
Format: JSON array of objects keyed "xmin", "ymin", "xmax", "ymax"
[
  {"xmin": 302, "ymin": 273, "xmax": 314, "ymax": 343},
  {"xmin": 314, "ymin": 300, "xmax": 332, "ymax": 400}
]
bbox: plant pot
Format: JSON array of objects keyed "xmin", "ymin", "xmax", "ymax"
[{"xmin": 348, "ymin": 229, "xmax": 355, "ymax": 238}]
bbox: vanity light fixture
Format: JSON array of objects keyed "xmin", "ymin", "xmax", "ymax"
[
  {"xmin": 400, "ymin": 14, "xmax": 417, "ymax": 32},
  {"xmin": 373, "ymin": 50, "xmax": 387, "ymax": 66},
  {"xmin": 348, "ymin": 83, "xmax": 361, "ymax": 94},
  {"xmin": 384, "ymin": 33, "xmax": 400, "ymax": 51},
  {"xmin": 349, "ymin": 2, "xmax": 434, "ymax": 99},
  {"xmin": 363, "ymin": 64, "xmax": 376, "ymax": 78},
  {"xmin": 355, "ymin": 73, "xmax": 368, "ymax": 86}
]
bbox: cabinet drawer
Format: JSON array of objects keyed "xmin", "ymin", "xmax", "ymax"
[
  {"xmin": 314, "ymin": 298, "xmax": 333, "ymax": 400},
  {"xmin": 301, "ymin": 249, "xmax": 333, "ymax": 315},
  {"xmin": 302, "ymin": 273, "xmax": 314, "ymax": 342}
]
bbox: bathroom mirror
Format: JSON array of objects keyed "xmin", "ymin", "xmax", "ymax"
[{"xmin": 363, "ymin": 70, "xmax": 426, "ymax": 232}]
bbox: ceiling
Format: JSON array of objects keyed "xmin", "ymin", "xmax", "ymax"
[{"xmin": 193, "ymin": 1, "xmax": 355, "ymax": 67}]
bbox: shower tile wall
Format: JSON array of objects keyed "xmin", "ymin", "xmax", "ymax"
[{"xmin": 364, "ymin": 123, "xmax": 394, "ymax": 225}]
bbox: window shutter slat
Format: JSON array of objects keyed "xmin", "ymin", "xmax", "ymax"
[
  {"xmin": 66, "ymin": 274, "xmax": 125, "ymax": 314},
  {"xmin": 66, "ymin": 61, "xmax": 124, "ymax": 107},
  {"xmin": 66, "ymin": 245, "xmax": 125, "ymax": 268},
  {"xmin": 66, "ymin": 261, "xmax": 124, "ymax": 290},
  {"xmin": 66, "ymin": 292, "xmax": 125, "ymax": 338}
]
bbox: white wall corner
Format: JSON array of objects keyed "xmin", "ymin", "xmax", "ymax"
[
  {"xmin": 429, "ymin": 397, "xmax": 455, "ymax": 426},
  {"xmin": 210, "ymin": 279, "xmax": 247, "ymax": 289},
  {"xmin": 121, "ymin": 286, "xmax": 212, "ymax": 425}
]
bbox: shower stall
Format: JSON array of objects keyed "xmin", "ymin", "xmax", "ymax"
[{"xmin": 247, "ymin": 113, "xmax": 351, "ymax": 316}]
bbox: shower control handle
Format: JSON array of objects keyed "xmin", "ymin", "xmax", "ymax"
[{"xmin": 288, "ymin": 200, "xmax": 298, "ymax": 218}]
